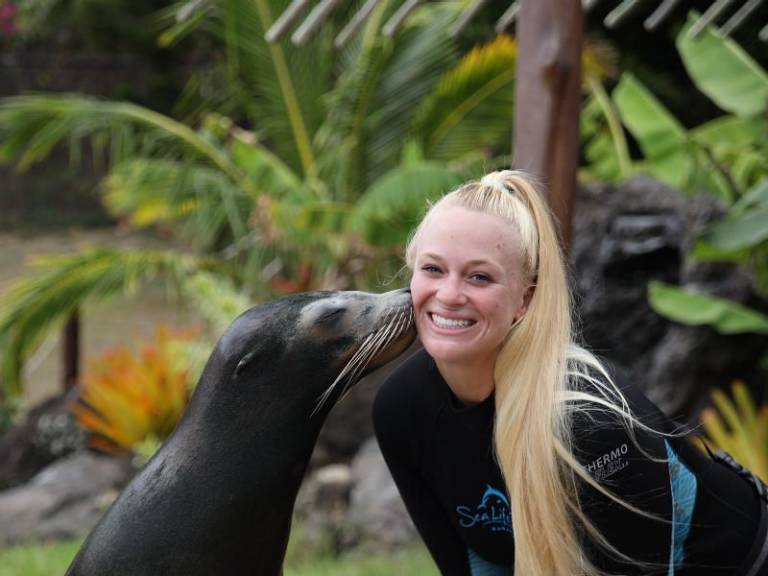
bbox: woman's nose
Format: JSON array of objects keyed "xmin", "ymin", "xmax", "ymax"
[{"xmin": 436, "ymin": 276, "xmax": 467, "ymax": 306}]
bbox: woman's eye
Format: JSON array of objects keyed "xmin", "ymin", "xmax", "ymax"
[
  {"xmin": 421, "ymin": 264, "xmax": 441, "ymax": 274},
  {"xmin": 470, "ymin": 273, "xmax": 491, "ymax": 283}
]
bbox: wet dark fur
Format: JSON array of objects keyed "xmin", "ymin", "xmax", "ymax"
[{"xmin": 66, "ymin": 290, "xmax": 414, "ymax": 576}]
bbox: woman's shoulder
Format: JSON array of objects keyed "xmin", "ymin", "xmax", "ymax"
[
  {"xmin": 372, "ymin": 347, "xmax": 447, "ymax": 426},
  {"xmin": 375, "ymin": 347, "xmax": 433, "ymax": 406},
  {"xmin": 568, "ymin": 363, "xmax": 670, "ymax": 435}
]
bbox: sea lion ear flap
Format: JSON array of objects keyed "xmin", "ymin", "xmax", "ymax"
[
  {"xmin": 234, "ymin": 351, "xmax": 257, "ymax": 378},
  {"xmin": 233, "ymin": 337, "xmax": 282, "ymax": 379}
]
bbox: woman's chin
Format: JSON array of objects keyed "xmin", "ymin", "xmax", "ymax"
[{"xmin": 420, "ymin": 338, "xmax": 476, "ymax": 365}]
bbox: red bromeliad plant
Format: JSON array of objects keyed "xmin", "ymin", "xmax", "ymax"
[{"xmin": 72, "ymin": 324, "xmax": 196, "ymax": 455}]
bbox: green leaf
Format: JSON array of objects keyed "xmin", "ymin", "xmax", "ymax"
[
  {"xmin": 0, "ymin": 94, "xmax": 243, "ymax": 181},
  {"xmin": 613, "ymin": 74, "xmax": 690, "ymax": 188},
  {"xmin": 230, "ymin": 137, "xmax": 305, "ymax": 200},
  {"xmin": 704, "ymin": 206, "xmax": 768, "ymax": 251},
  {"xmin": 677, "ymin": 14, "xmax": 768, "ymax": 118},
  {"xmin": 732, "ymin": 179, "xmax": 768, "ymax": 214},
  {"xmin": 691, "ymin": 115, "xmax": 765, "ymax": 149},
  {"xmin": 365, "ymin": 2, "xmax": 460, "ymax": 181},
  {"xmin": 691, "ymin": 238, "xmax": 750, "ymax": 264},
  {"xmin": 353, "ymin": 162, "xmax": 463, "ymax": 246},
  {"xmin": 581, "ymin": 94, "xmax": 627, "ymax": 182},
  {"xmin": 415, "ymin": 35, "xmax": 517, "ymax": 161},
  {"xmin": 648, "ymin": 281, "xmax": 768, "ymax": 334},
  {"xmin": 103, "ymin": 159, "xmax": 248, "ymax": 247}
]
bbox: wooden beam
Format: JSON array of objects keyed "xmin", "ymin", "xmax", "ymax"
[
  {"xmin": 63, "ymin": 310, "xmax": 80, "ymax": 390},
  {"xmin": 512, "ymin": 0, "xmax": 582, "ymax": 253}
]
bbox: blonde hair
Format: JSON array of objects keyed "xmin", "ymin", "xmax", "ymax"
[{"xmin": 405, "ymin": 170, "xmax": 656, "ymax": 576}]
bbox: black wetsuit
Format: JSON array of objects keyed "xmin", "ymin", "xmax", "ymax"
[{"xmin": 373, "ymin": 349, "xmax": 768, "ymax": 575}]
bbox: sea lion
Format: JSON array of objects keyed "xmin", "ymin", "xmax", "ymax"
[{"xmin": 66, "ymin": 288, "xmax": 415, "ymax": 576}]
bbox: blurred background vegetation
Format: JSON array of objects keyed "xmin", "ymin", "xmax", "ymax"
[{"xmin": 0, "ymin": 0, "xmax": 766, "ymax": 573}]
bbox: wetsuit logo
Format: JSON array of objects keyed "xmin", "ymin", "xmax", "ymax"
[
  {"xmin": 456, "ymin": 485, "xmax": 512, "ymax": 534},
  {"xmin": 585, "ymin": 443, "xmax": 629, "ymax": 481}
]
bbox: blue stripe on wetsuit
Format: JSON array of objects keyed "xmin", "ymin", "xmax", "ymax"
[
  {"xmin": 665, "ymin": 440, "xmax": 698, "ymax": 575},
  {"xmin": 468, "ymin": 548, "xmax": 512, "ymax": 575},
  {"xmin": 467, "ymin": 442, "xmax": 697, "ymax": 576}
]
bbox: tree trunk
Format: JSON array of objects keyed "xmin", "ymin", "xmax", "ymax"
[{"xmin": 513, "ymin": 0, "xmax": 582, "ymax": 253}]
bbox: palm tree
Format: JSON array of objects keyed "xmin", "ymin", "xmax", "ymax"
[{"xmin": 0, "ymin": 0, "xmax": 526, "ymax": 406}]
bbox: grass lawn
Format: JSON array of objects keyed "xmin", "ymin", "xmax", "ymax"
[{"xmin": 0, "ymin": 537, "xmax": 437, "ymax": 576}]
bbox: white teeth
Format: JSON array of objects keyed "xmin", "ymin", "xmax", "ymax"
[{"xmin": 431, "ymin": 313, "xmax": 473, "ymax": 329}]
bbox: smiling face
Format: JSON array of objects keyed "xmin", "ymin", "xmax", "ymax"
[{"xmin": 410, "ymin": 205, "xmax": 532, "ymax": 372}]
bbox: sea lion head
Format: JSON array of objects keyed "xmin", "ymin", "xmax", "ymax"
[{"xmin": 203, "ymin": 288, "xmax": 416, "ymax": 417}]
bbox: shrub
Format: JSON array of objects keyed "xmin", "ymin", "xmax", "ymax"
[
  {"xmin": 71, "ymin": 324, "xmax": 195, "ymax": 455},
  {"xmin": 697, "ymin": 380, "xmax": 768, "ymax": 482}
]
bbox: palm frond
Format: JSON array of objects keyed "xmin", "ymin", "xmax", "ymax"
[
  {"xmin": 154, "ymin": 0, "xmax": 216, "ymax": 48},
  {"xmin": 319, "ymin": 1, "xmax": 460, "ymax": 197},
  {"xmin": 0, "ymin": 249, "xmax": 199, "ymax": 397},
  {"xmin": 104, "ymin": 158, "xmax": 251, "ymax": 247},
  {"xmin": 363, "ymin": 1, "xmax": 461, "ymax": 187},
  {"xmin": 0, "ymin": 94, "xmax": 243, "ymax": 182},
  {"xmin": 315, "ymin": 0, "xmax": 395, "ymax": 200},
  {"xmin": 206, "ymin": 0, "xmax": 332, "ymax": 177},
  {"xmin": 414, "ymin": 34, "xmax": 517, "ymax": 161},
  {"xmin": 352, "ymin": 153, "xmax": 464, "ymax": 246}
]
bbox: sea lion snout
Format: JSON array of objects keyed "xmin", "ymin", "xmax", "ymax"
[{"xmin": 303, "ymin": 288, "xmax": 416, "ymax": 413}]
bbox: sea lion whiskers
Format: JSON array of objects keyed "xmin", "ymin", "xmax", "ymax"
[
  {"xmin": 339, "ymin": 306, "xmax": 413, "ymax": 401},
  {"xmin": 312, "ymin": 306, "xmax": 413, "ymax": 416},
  {"xmin": 312, "ymin": 320, "xmax": 393, "ymax": 415},
  {"xmin": 340, "ymin": 309, "xmax": 407, "ymax": 392}
]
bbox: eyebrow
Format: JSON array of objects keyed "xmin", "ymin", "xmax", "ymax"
[{"xmin": 419, "ymin": 252, "xmax": 502, "ymax": 270}]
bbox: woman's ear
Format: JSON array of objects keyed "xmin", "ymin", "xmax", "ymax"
[{"xmin": 520, "ymin": 284, "xmax": 535, "ymax": 316}]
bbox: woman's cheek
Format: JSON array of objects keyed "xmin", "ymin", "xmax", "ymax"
[{"xmin": 409, "ymin": 275, "xmax": 426, "ymax": 310}]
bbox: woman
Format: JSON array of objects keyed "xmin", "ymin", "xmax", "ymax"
[{"xmin": 373, "ymin": 170, "xmax": 767, "ymax": 575}]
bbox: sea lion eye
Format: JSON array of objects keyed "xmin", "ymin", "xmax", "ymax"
[{"xmin": 317, "ymin": 307, "xmax": 345, "ymax": 326}]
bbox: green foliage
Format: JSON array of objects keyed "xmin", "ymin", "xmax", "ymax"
[
  {"xmin": 0, "ymin": 249, "xmax": 198, "ymax": 397},
  {"xmin": 353, "ymin": 147, "xmax": 464, "ymax": 246},
  {"xmin": 414, "ymin": 35, "xmax": 517, "ymax": 161},
  {"xmin": 583, "ymin": 14, "xmax": 768, "ymax": 338},
  {"xmin": 702, "ymin": 180, "xmax": 768, "ymax": 252},
  {"xmin": 647, "ymin": 281, "xmax": 768, "ymax": 335},
  {"xmin": 676, "ymin": 15, "xmax": 768, "ymax": 118},
  {"xmin": 612, "ymin": 73, "xmax": 691, "ymax": 188},
  {"xmin": 585, "ymin": 13, "xmax": 768, "ymax": 201},
  {"xmin": 0, "ymin": 539, "xmax": 84, "ymax": 576},
  {"xmin": 698, "ymin": 381, "xmax": 768, "ymax": 483}
]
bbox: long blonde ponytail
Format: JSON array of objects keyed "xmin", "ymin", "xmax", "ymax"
[
  {"xmin": 489, "ymin": 171, "xmax": 592, "ymax": 575},
  {"xmin": 406, "ymin": 169, "xmax": 621, "ymax": 576}
]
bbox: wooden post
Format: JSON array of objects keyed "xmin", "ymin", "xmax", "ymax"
[
  {"xmin": 513, "ymin": 0, "xmax": 582, "ymax": 253},
  {"xmin": 63, "ymin": 310, "xmax": 80, "ymax": 390}
]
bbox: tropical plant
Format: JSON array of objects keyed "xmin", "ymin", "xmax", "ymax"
[
  {"xmin": 697, "ymin": 380, "xmax": 768, "ymax": 483},
  {"xmin": 582, "ymin": 13, "xmax": 768, "ymax": 341},
  {"xmin": 72, "ymin": 324, "xmax": 196, "ymax": 455},
  {"xmin": 583, "ymin": 14, "xmax": 768, "ymax": 199},
  {"xmin": 0, "ymin": 0, "xmax": 517, "ymax": 406}
]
